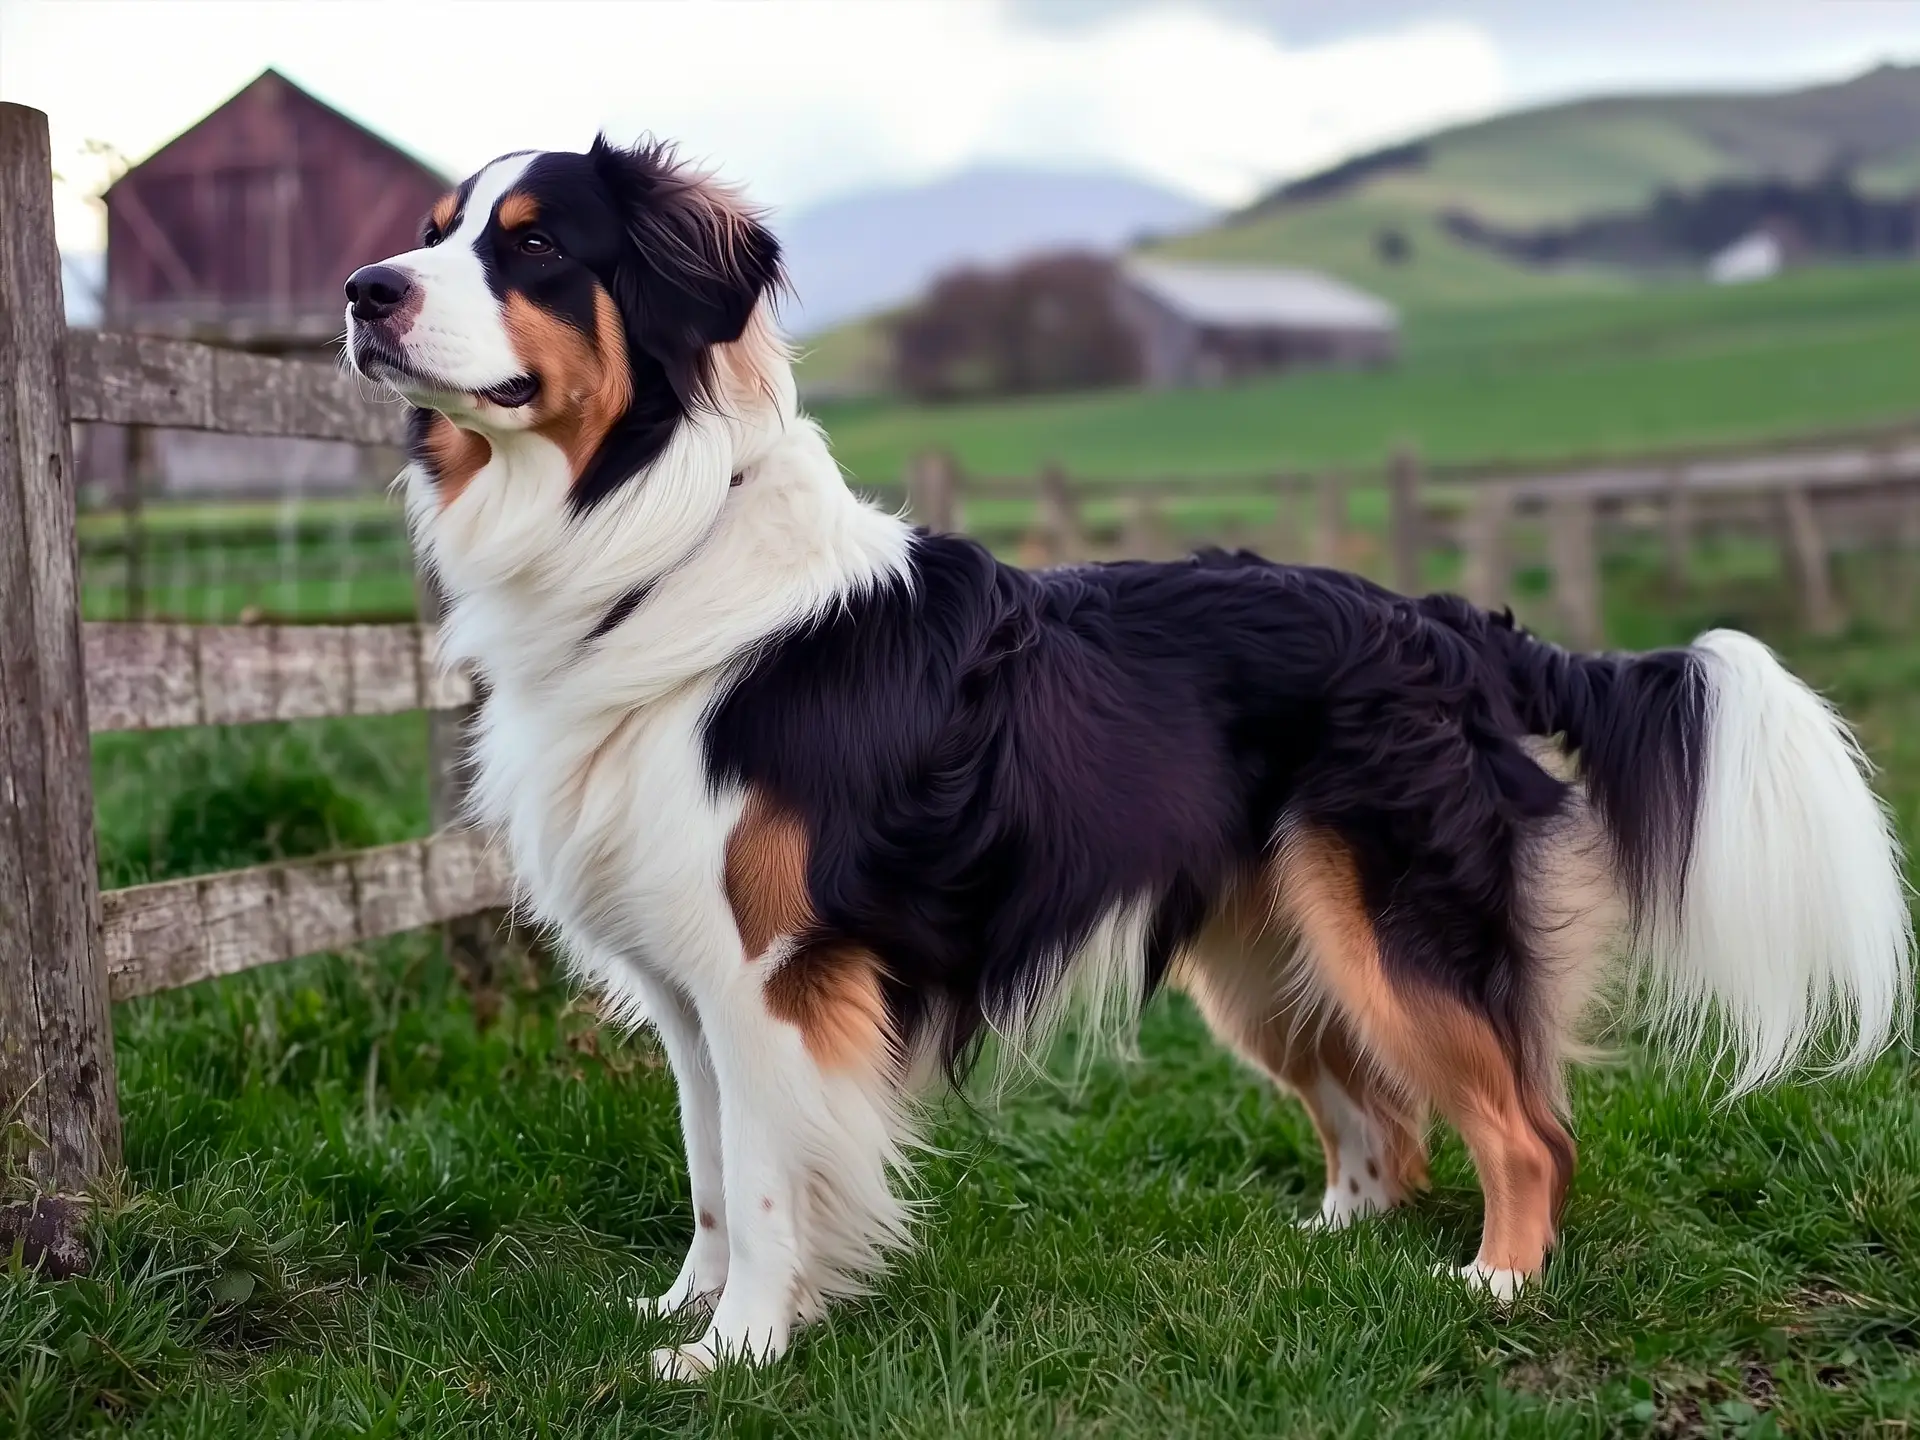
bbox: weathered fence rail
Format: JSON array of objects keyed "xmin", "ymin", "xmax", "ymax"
[
  {"xmin": 903, "ymin": 432, "xmax": 1920, "ymax": 650},
  {"xmin": 0, "ymin": 103, "xmax": 502, "ymax": 1268}
]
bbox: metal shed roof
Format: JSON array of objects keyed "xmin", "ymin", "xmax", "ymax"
[{"xmin": 1122, "ymin": 259, "xmax": 1398, "ymax": 333}]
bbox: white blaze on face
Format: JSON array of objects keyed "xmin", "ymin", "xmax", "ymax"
[{"xmin": 347, "ymin": 153, "xmax": 540, "ymax": 409}]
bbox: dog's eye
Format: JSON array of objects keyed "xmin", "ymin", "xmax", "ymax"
[
  {"xmin": 518, "ymin": 232, "xmax": 558, "ymax": 258},
  {"xmin": 422, "ymin": 226, "xmax": 444, "ymax": 248}
]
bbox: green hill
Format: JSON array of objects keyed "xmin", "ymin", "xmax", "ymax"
[
  {"xmin": 794, "ymin": 63, "xmax": 1920, "ymax": 395},
  {"xmin": 811, "ymin": 261, "xmax": 1920, "ymax": 488},
  {"xmin": 1156, "ymin": 63, "xmax": 1920, "ymax": 314}
]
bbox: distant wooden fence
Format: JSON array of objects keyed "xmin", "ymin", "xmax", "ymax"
[
  {"xmin": 905, "ymin": 433, "xmax": 1920, "ymax": 650},
  {"xmin": 0, "ymin": 104, "xmax": 507, "ymax": 1265}
]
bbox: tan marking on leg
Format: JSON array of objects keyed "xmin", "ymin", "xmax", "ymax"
[
  {"xmin": 723, "ymin": 791, "xmax": 812, "ymax": 962},
  {"xmin": 419, "ymin": 413, "xmax": 492, "ymax": 507},
  {"xmin": 1273, "ymin": 829, "xmax": 1564, "ymax": 1277},
  {"xmin": 496, "ymin": 190, "xmax": 539, "ymax": 230},
  {"xmin": 502, "ymin": 286, "xmax": 633, "ymax": 476},
  {"xmin": 764, "ymin": 944, "xmax": 891, "ymax": 1075},
  {"xmin": 1173, "ymin": 882, "xmax": 1428, "ymax": 1209}
]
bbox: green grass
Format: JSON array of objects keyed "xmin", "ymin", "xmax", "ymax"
[
  {"xmin": 811, "ymin": 262, "xmax": 1920, "ymax": 489},
  {"xmin": 4, "ymin": 556, "xmax": 1920, "ymax": 1436}
]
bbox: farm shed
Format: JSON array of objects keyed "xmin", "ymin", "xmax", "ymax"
[
  {"xmin": 1116, "ymin": 258, "xmax": 1399, "ymax": 388},
  {"xmin": 87, "ymin": 69, "xmax": 447, "ymax": 499}
]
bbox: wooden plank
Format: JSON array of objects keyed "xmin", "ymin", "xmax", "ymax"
[
  {"xmin": 0, "ymin": 103, "xmax": 120, "ymax": 1200},
  {"xmin": 82, "ymin": 622, "xmax": 472, "ymax": 732},
  {"xmin": 906, "ymin": 450, "xmax": 958, "ymax": 533},
  {"xmin": 1780, "ymin": 486, "xmax": 1842, "ymax": 636},
  {"xmin": 1504, "ymin": 442, "xmax": 1920, "ymax": 506},
  {"xmin": 1460, "ymin": 484, "xmax": 1512, "ymax": 610},
  {"xmin": 1313, "ymin": 470, "xmax": 1346, "ymax": 569},
  {"xmin": 1662, "ymin": 471, "xmax": 1691, "ymax": 598},
  {"xmin": 1387, "ymin": 446, "xmax": 1423, "ymax": 594},
  {"xmin": 102, "ymin": 829, "xmax": 512, "ymax": 1001},
  {"xmin": 64, "ymin": 329, "xmax": 409, "ymax": 445},
  {"xmin": 1120, "ymin": 493, "xmax": 1174, "ymax": 560},
  {"xmin": 1547, "ymin": 492, "xmax": 1602, "ymax": 650},
  {"xmin": 1036, "ymin": 464, "xmax": 1087, "ymax": 565}
]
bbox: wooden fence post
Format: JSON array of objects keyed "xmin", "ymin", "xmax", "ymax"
[
  {"xmin": 1780, "ymin": 485, "xmax": 1842, "ymax": 636},
  {"xmin": 907, "ymin": 450, "xmax": 957, "ymax": 534},
  {"xmin": 1547, "ymin": 492, "xmax": 1603, "ymax": 650},
  {"xmin": 1263, "ymin": 474, "xmax": 1297, "ymax": 561},
  {"xmin": 1388, "ymin": 445, "xmax": 1423, "ymax": 594},
  {"xmin": 1121, "ymin": 492, "xmax": 1173, "ymax": 560},
  {"xmin": 1313, "ymin": 469, "xmax": 1345, "ymax": 569},
  {"xmin": 413, "ymin": 568, "xmax": 510, "ymax": 1023},
  {"xmin": 1036, "ymin": 463, "xmax": 1086, "ymax": 564},
  {"xmin": 1461, "ymin": 483, "xmax": 1512, "ymax": 611},
  {"xmin": 0, "ymin": 102, "xmax": 119, "ymax": 1270},
  {"xmin": 1898, "ymin": 487, "xmax": 1920, "ymax": 627},
  {"xmin": 1662, "ymin": 470, "xmax": 1690, "ymax": 599}
]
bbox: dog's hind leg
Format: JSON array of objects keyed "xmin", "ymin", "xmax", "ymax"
[
  {"xmin": 1274, "ymin": 829, "xmax": 1574, "ymax": 1299},
  {"xmin": 1175, "ymin": 891, "xmax": 1429, "ymax": 1230}
]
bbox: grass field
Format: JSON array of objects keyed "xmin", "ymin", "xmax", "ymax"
[
  {"xmin": 5, "ymin": 552, "xmax": 1919, "ymax": 1437},
  {"xmin": 807, "ymin": 262, "xmax": 1920, "ymax": 487}
]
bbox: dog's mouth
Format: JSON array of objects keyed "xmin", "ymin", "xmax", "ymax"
[
  {"xmin": 349, "ymin": 334, "xmax": 540, "ymax": 412},
  {"xmin": 478, "ymin": 375, "xmax": 540, "ymax": 409}
]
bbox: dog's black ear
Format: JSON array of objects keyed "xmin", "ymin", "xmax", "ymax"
[{"xmin": 589, "ymin": 134, "xmax": 783, "ymax": 410}]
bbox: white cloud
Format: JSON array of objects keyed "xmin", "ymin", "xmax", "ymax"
[{"xmin": 2, "ymin": 0, "xmax": 1506, "ymax": 250}]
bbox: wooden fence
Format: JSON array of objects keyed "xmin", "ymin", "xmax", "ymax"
[
  {"xmin": 0, "ymin": 103, "xmax": 508, "ymax": 1269},
  {"xmin": 906, "ymin": 434, "xmax": 1920, "ymax": 649}
]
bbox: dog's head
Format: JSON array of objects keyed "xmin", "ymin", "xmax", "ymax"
[{"xmin": 344, "ymin": 138, "xmax": 784, "ymax": 511}]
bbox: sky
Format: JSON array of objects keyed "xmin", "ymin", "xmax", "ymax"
[{"xmin": 6, "ymin": 0, "xmax": 1920, "ymax": 253}]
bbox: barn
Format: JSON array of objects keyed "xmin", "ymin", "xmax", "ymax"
[
  {"xmin": 88, "ymin": 69, "xmax": 447, "ymax": 499},
  {"xmin": 103, "ymin": 68, "xmax": 447, "ymax": 349},
  {"xmin": 1115, "ymin": 258, "xmax": 1399, "ymax": 388}
]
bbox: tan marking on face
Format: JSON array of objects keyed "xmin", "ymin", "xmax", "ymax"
[
  {"xmin": 1270, "ymin": 829, "xmax": 1567, "ymax": 1276},
  {"xmin": 430, "ymin": 190, "xmax": 460, "ymax": 235},
  {"xmin": 496, "ymin": 190, "xmax": 539, "ymax": 230},
  {"xmin": 419, "ymin": 412, "xmax": 492, "ymax": 507},
  {"xmin": 764, "ymin": 944, "xmax": 892, "ymax": 1074},
  {"xmin": 724, "ymin": 791, "xmax": 812, "ymax": 961},
  {"xmin": 502, "ymin": 287, "xmax": 633, "ymax": 476}
]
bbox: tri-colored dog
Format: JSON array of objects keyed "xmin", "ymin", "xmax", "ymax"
[{"xmin": 345, "ymin": 136, "xmax": 1913, "ymax": 1379}]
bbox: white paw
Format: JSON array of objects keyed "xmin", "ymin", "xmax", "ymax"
[
  {"xmin": 1435, "ymin": 1260, "xmax": 1528, "ymax": 1302},
  {"xmin": 1300, "ymin": 1183, "xmax": 1386, "ymax": 1231},
  {"xmin": 650, "ymin": 1322, "xmax": 786, "ymax": 1381},
  {"xmin": 651, "ymin": 1341, "xmax": 720, "ymax": 1382}
]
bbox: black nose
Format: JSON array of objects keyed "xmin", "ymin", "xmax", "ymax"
[{"xmin": 344, "ymin": 264, "xmax": 414, "ymax": 322}]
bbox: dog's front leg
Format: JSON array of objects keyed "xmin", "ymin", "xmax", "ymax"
[
  {"xmin": 650, "ymin": 968, "xmax": 821, "ymax": 1379},
  {"xmin": 622, "ymin": 969, "xmax": 730, "ymax": 1318}
]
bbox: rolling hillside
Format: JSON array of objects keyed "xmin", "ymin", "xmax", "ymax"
[
  {"xmin": 795, "ymin": 63, "xmax": 1920, "ymax": 395},
  {"xmin": 810, "ymin": 261, "xmax": 1920, "ymax": 487},
  {"xmin": 1157, "ymin": 63, "xmax": 1920, "ymax": 313}
]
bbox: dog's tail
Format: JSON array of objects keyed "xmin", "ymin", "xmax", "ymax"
[{"xmin": 1503, "ymin": 626, "xmax": 1912, "ymax": 1092}]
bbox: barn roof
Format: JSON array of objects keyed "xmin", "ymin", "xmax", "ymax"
[
  {"xmin": 1121, "ymin": 259, "xmax": 1398, "ymax": 333},
  {"xmin": 105, "ymin": 68, "xmax": 447, "ymax": 192}
]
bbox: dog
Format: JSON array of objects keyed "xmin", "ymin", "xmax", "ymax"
[{"xmin": 344, "ymin": 136, "xmax": 1914, "ymax": 1379}]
